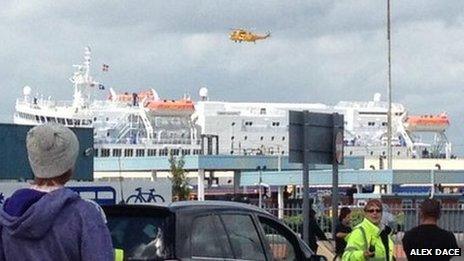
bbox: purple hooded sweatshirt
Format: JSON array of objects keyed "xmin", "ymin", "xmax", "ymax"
[{"xmin": 0, "ymin": 187, "xmax": 114, "ymax": 261}]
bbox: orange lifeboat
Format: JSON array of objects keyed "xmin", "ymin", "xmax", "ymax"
[
  {"xmin": 145, "ymin": 99, "xmax": 195, "ymax": 115},
  {"xmin": 109, "ymin": 90, "xmax": 161, "ymax": 105},
  {"xmin": 109, "ymin": 92, "xmax": 133, "ymax": 102},
  {"xmin": 404, "ymin": 113, "xmax": 450, "ymax": 132}
]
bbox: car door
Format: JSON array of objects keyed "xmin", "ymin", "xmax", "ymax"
[
  {"xmin": 256, "ymin": 214, "xmax": 315, "ymax": 261},
  {"xmin": 219, "ymin": 213, "xmax": 268, "ymax": 261},
  {"xmin": 189, "ymin": 213, "xmax": 235, "ymax": 261}
]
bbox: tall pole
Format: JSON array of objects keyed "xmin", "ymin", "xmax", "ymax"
[
  {"xmin": 258, "ymin": 167, "xmax": 262, "ymax": 208},
  {"xmin": 302, "ymin": 110, "xmax": 310, "ymax": 245},
  {"xmin": 387, "ymin": 0, "xmax": 393, "ymax": 170}
]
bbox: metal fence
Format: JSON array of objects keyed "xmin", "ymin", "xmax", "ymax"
[{"xmin": 258, "ymin": 201, "xmax": 464, "ymax": 245}]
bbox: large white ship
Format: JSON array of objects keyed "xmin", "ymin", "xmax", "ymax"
[{"xmin": 14, "ymin": 48, "xmax": 453, "ymax": 160}]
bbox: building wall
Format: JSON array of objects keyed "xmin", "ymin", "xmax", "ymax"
[{"xmin": 364, "ymin": 158, "xmax": 464, "ymax": 170}]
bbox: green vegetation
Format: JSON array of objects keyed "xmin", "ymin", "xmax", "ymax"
[{"xmin": 168, "ymin": 154, "xmax": 191, "ymax": 201}]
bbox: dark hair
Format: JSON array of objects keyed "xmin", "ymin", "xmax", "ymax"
[
  {"xmin": 33, "ymin": 169, "xmax": 72, "ymax": 186},
  {"xmin": 420, "ymin": 199, "xmax": 441, "ymax": 219},
  {"xmin": 339, "ymin": 207, "xmax": 351, "ymax": 222}
]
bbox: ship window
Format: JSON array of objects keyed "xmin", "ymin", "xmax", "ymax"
[
  {"xmin": 171, "ymin": 149, "xmax": 180, "ymax": 156},
  {"xmin": 272, "ymin": 122, "xmax": 280, "ymax": 126},
  {"xmin": 82, "ymin": 119, "xmax": 89, "ymax": 125},
  {"xmin": 66, "ymin": 119, "xmax": 72, "ymax": 125},
  {"xmin": 349, "ymin": 151, "xmax": 353, "ymax": 155},
  {"xmin": 397, "ymin": 151, "xmax": 401, "ymax": 156},
  {"xmin": 136, "ymin": 149, "xmax": 145, "ymax": 157},
  {"xmin": 281, "ymin": 150, "xmax": 285, "ymax": 155},
  {"xmin": 93, "ymin": 117, "xmax": 97, "ymax": 121},
  {"xmin": 260, "ymin": 136, "xmax": 264, "ymax": 141},
  {"xmin": 40, "ymin": 116, "xmax": 45, "ymax": 123},
  {"xmin": 182, "ymin": 149, "xmax": 191, "ymax": 155},
  {"xmin": 368, "ymin": 122, "xmax": 375, "ymax": 126},
  {"xmin": 382, "ymin": 122, "xmax": 387, "ymax": 126},
  {"xmin": 230, "ymin": 150, "xmax": 234, "ymax": 154},
  {"xmin": 231, "ymin": 122, "xmax": 236, "ymax": 126},
  {"xmin": 58, "ymin": 118, "xmax": 65, "ymax": 124},
  {"xmin": 244, "ymin": 136, "xmax": 248, "ymax": 140},
  {"xmin": 94, "ymin": 149, "xmax": 99, "ymax": 157},
  {"xmin": 282, "ymin": 136, "xmax": 285, "ymax": 141},
  {"xmin": 370, "ymin": 151, "xmax": 374, "ymax": 156},
  {"xmin": 101, "ymin": 149, "xmax": 110, "ymax": 157},
  {"xmin": 106, "ymin": 117, "xmax": 109, "ymax": 121},
  {"xmin": 231, "ymin": 136, "xmax": 235, "ymax": 140},
  {"xmin": 245, "ymin": 121, "xmax": 253, "ymax": 126},
  {"xmin": 35, "ymin": 115, "xmax": 40, "ymax": 122},
  {"xmin": 124, "ymin": 149, "xmax": 133, "ymax": 157},
  {"xmin": 160, "ymin": 148, "xmax": 169, "ymax": 156},
  {"xmin": 147, "ymin": 149, "xmax": 157, "ymax": 156},
  {"xmin": 382, "ymin": 151, "xmax": 386, "ymax": 156},
  {"xmin": 271, "ymin": 136, "xmax": 275, "ymax": 141},
  {"xmin": 260, "ymin": 108, "xmax": 266, "ymax": 115},
  {"xmin": 112, "ymin": 149, "xmax": 122, "ymax": 157},
  {"xmin": 74, "ymin": 119, "xmax": 80, "ymax": 125},
  {"xmin": 193, "ymin": 149, "xmax": 201, "ymax": 155}
]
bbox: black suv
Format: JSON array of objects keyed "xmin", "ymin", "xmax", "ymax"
[{"xmin": 103, "ymin": 201, "xmax": 327, "ymax": 261}]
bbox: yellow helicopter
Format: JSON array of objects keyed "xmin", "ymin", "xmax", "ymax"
[{"xmin": 229, "ymin": 28, "xmax": 271, "ymax": 43}]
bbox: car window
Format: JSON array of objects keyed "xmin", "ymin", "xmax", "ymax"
[
  {"xmin": 220, "ymin": 214, "xmax": 266, "ymax": 261},
  {"xmin": 191, "ymin": 214, "xmax": 233, "ymax": 259},
  {"xmin": 106, "ymin": 215, "xmax": 173, "ymax": 260},
  {"xmin": 258, "ymin": 217, "xmax": 298, "ymax": 261}
]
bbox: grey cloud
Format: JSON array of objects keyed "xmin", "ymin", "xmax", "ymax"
[{"xmin": 1, "ymin": 0, "xmax": 464, "ymax": 154}]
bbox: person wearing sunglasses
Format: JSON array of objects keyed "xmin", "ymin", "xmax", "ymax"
[{"xmin": 342, "ymin": 199, "xmax": 394, "ymax": 260}]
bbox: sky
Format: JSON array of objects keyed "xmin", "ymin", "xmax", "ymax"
[{"xmin": 1, "ymin": 1, "xmax": 463, "ymax": 155}]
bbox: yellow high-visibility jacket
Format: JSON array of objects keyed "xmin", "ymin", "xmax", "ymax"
[
  {"xmin": 342, "ymin": 218, "xmax": 394, "ymax": 261},
  {"xmin": 114, "ymin": 249, "xmax": 124, "ymax": 261}
]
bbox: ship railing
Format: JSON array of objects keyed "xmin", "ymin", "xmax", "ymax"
[
  {"xmin": 17, "ymin": 99, "xmax": 75, "ymax": 109},
  {"xmin": 95, "ymin": 138, "xmax": 199, "ymax": 146}
]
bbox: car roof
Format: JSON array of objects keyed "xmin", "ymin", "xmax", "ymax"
[
  {"xmin": 103, "ymin": 200, "xmax": 270, "ymax": 216},
  {"xmin": 168, "ymin": 200, "xmax": 269, "ymax": 214}
]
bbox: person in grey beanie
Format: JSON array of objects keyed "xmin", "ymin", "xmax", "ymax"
[{"xmin": 0, "ymin": 123, "xmax": 114, "ymax": 261}]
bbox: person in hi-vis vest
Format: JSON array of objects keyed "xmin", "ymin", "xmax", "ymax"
[{"xmin": 342, "ymin": 199, "xmax": 394, "ymax": 261}]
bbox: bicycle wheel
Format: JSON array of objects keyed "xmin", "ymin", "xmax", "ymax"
[
  {"xmin": 152, "ymin": 195, "xmax": 165, "ymax": 203},
  {"xmin": 126, "ymin": 195, "xmax": 143, "ymax": 203}
]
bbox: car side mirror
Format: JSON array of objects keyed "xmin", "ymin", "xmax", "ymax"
[{"xmin": 309, "ymin": 255, "xmax": 328, "ymax": 261}]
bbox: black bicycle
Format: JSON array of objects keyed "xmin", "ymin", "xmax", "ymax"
[{"xmin": 126, "ymin": 187, "xmax": 165, "ymax": 203}]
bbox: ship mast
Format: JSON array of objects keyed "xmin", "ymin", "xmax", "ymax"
[{"xmin": 70, "ymin": 46, "xmax": 99, "ymax": 109}]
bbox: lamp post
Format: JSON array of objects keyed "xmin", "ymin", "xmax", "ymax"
[
  {"xmin": 230, "ymin": 122, "xmax": 235, "ymax": 153},
  {"xmin": 387, "ymin": 0, "xmax": 393, "ymax": 170},
  {"xmin": 430, "ymin": 164, "xmax": 441, "ymax": 199},
  {"xmin": 257, "ymin": 165, "xmax": 267, "ymax": 208}
]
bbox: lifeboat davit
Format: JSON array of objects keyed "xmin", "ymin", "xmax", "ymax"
[{"xmin": 404, "ymin": 113, "xmax": 450, "ymax": 132}]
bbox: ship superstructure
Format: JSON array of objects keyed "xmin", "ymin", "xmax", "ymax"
[
  {"xmin": 14, "ymin": 47, "xmax": 202, "ymax": 157},
  {"xmin": 14, "ymin": 48, "xmax": 452, "ymax": 160}
]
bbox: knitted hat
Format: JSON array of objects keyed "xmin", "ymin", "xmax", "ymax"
[{"xmin": 26, "ymin": 123, "xmax": 79, "ymax": 179}]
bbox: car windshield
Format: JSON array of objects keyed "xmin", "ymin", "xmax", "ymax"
[{"xmin": 106, "ymin": 213, "xmax": 174, "ymax": 260}]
